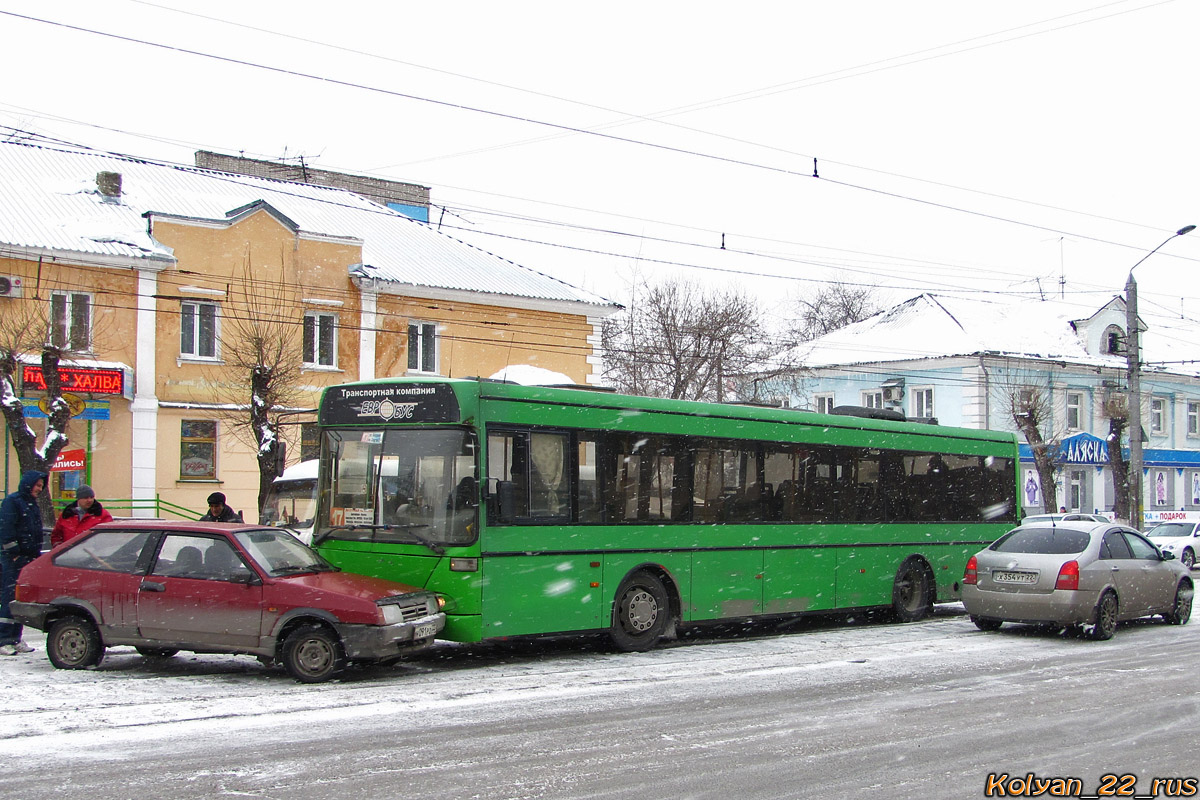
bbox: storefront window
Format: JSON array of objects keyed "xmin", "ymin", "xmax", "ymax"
[{"xmin": 180, "ymin": 419, "xmax": 217, "ymax": 479}]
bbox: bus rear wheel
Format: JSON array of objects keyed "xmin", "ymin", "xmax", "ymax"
[
  {"xmin": 610, "ymin": 572, "xmax": 670, "ymax": 652},
  {"xmin": 891, "ymin": 557, "xmax": 934, "ymax": 622}
]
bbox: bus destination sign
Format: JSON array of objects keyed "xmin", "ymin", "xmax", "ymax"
[{"xmin": 320, "ymin": 382, "xmax": 460, "ymax": 426}]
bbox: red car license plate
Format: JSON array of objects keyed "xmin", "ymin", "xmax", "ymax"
[{"xmin": 414, "ymin": 622, "xmax": 438, "ymax": 639}]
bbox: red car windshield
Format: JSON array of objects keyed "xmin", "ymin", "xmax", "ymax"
[{"xmin": 234, "ymin": 529, "xmax": 337, "ymax": 576}]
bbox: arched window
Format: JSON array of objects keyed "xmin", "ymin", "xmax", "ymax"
[{"xmin": 1102, "ymin": 325, "xmax": 1125, "ymax": 355}]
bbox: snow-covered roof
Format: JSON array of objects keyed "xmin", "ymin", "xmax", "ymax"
[
  {"xmin": 0, "ymin": 141, "xmax": 618, "ymax": 313},
  {"xmin": 793, "ymin": 293, "xmax": 1200, "ymax": 379}
]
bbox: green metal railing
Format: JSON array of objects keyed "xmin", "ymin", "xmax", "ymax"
[{"xmin": 52, "ymin": 496, "xmax": 198, "ymax": 520}]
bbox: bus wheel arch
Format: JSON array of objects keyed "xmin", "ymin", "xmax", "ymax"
[
  {"xmin": 891, "ymin": 556, "xmax": 935, "ymax": 622},
  {"xmin": 609, "ymin": 567, "xmax": 678, "ymax": 652}
]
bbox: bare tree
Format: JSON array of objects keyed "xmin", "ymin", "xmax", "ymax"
[
  {"xmin": 786, "ymin": 281, "xmax": 881, "ymax": 344},
  {"xmin": 1102, "ymin": 392, "xmax": 1130, "ymax": 522},
  {"xmin": 996, "ymin": 378, "xmax": 1061, "ymax": 514},
  {"xmin": 209, "ymin": 253, "xmax": 306, "ymax": 518},
  {"xmin": 0, "ymin": 296, "xmax": 76, "ymax": 524},
  {"xmin": 602, "ymin": 277, "xmax": 767, "ymax": 401}
]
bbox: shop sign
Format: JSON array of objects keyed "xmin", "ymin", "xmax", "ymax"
[
  {"xmin": 50, "ymin": 448, "xmax": 86, "ymax": 472},
  {"xmin": 22, "ymin": 364, "xmax": 125, "ymax": 395},
  {"xmin": 1058, "ymin": 433, "xmax": 1109, "ymax": 465},
  {"xmin": 20, "ymin": 398, "xmax": 111, "ymax": 421}
]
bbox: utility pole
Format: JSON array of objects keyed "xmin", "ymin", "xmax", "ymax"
[{"xmin": 1125, "ymin": 224, "xmax": 1195, "ymax": 529}]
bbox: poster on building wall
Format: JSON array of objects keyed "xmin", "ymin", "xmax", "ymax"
[
  {"xmin": 1192, "ymin": 473, "xmax": 1200, "ymax": 506},
  {"xmin": 1154, "ymin": 470, "xmax": 1168, "ymax": 506},
  {"xmin": 1023, "ymin": 470, "xmax": 1041, "ymax": 509}
]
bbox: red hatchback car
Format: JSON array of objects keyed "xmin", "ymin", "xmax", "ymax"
[{"xmin": 12, "ymin": 521, "xmax": 445, "ymax": 682}]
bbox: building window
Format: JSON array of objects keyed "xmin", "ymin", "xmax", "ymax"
[
  {"xmin": 1188, "ymin": 402, "xmax": 1199, "ymax": 437},
  {"xmin": 814, "ymin": 394, "xmax": 834, "ymax": 414},
  {"xmin": 300, "ymin": 422, "xmax": 320, "ymax": 462},
  {"xmin": 180, "ymin": 419, "xmax": 217, "ymax": 480},
  {"xmin": 303, "ymin": 311, "xmax": 337, "ymax": 367},
  {"xmin": 1152, "ymin": 469, "xmax": 1170, "ymax": 507},
  {"xmin": 408, "ymin": 321, "xmax": 438, "ymax": 373},
  {"xmin": 1102, "ymin": 325, "xmax": 1125, "ymax": 355},
  {"xmin": 913, "ymin": 388, "xmax": 934, "ymax": 418},
  {"xmin": 50, "ymin": 292, "xmax": 91, "ymax": 351},
  {"xmin": 1066, "ymin": 391, "xmax": 1083, "ymax": 431},
  {"xmin": 1150, "ymin": 397, "xmax": 1166, "ymax": 434},
  {"xmin": 181, "ymin": 301, "xmax": 219, "ymax": 359},
  {"xmin": 862, "ymin": 391, "xmax": 883, "ymax": 409}
]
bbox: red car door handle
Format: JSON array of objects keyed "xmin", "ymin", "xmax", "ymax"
[{"xmin": 140, "ymin": 580, "xmax": 166, "ymax": 592}]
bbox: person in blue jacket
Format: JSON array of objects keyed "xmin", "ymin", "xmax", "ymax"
[{"xmin": 0, "ymin": 470, "xmax": 48, "ymax": 655}]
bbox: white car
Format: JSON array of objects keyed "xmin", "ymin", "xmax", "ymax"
[
  {"xmin": 1021, "ymin": 513, "xmax": 1109, "ymax": 525},
  {"xmin": 1147, "ymin": 521, "xmax": 1200, "ymax": 569}
]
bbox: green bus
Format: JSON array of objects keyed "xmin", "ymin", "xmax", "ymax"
[{"xmin": 313, "ymin": 378, "xmax": 1019, "ymax": 651}]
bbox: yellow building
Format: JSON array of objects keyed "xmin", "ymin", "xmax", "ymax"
[{"xmin": 0, "ymin": 140, "xmax": 618, "ymax": 518}]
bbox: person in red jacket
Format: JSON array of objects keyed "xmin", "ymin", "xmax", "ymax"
[{"xmin": 50, "ymin": 485, "xmax": 113, "ymax": 548}]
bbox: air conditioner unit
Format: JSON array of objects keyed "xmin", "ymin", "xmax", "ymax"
[
  {"xmin": 0, "ymin": 275, "xmax": 23, "ymax": 298},
  {"xmin": 881, "ymin": 385, "xmax": 904, "ymax": 402}
]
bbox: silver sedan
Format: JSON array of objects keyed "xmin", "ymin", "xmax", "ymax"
[{"xmin": 962, "ymin": 522, "xmax": 1193, "ymax": 639}]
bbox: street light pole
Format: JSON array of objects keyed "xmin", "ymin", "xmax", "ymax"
[{"xmin": 1125, "ymin": 224, "xmax": 1196, "ymax": 529}]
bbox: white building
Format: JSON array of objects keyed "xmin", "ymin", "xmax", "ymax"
[{"xmin": 773, "ymin": 293, "xmax": 1200, "ymax": 521}]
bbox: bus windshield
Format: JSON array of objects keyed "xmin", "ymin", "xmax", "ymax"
[{"xmin": 317, "ymin": 427, "xmax": 479, "ymax": 547}]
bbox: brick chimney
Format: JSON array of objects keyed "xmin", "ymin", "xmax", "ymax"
[{"xmin": 96, "ymin": 171, "xmax": 122, "ymax": 201}]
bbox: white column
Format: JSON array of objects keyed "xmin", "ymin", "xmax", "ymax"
[
  {"xmin": 130, "ymin": 269, "xmax": 159, "ymax": 517},
  {"xmin": 585, "ymin": 315, "xmax": 605, "ymax": 385},
  {"xmin": 358, "ymin": 286, "xmax": 377, "ymax": 381}
]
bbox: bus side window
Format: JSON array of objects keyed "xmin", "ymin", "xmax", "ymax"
[
  {"xmin": 530, "ymin": 432, "xmax": 569, "ymax": 518},
  {"xmin": 488, "ymin": 432, "xmax": 529, "ymax": 521},
  {"xmin": 578, "ymin": 437, "xmax": 602, "ymax": 522}
]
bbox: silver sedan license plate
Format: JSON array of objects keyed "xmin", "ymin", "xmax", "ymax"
[
  {"xmin": 993, "ymin": 570, "xmax": 1037, "ymax": 585},
  {"xmin": 414, "ymin": 622, "xmax": 438, "ymax": 639}
]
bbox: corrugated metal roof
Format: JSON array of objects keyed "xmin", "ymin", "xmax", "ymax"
[
  {"xmin": 0, "ymin": 141, "xmax": 618, "ymax": 311},
  {"xmin": 794, "ymin": 292, "xmax": 1200, "ymax": 379}
]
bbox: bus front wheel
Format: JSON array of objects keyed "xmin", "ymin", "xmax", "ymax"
[
  {"xmin": 610, "ymin": 571, "xmax": 670, "ymax": 652},
  {"xmin": 891, "ymin": 557, "xmax": 934, "ymax": 622}
]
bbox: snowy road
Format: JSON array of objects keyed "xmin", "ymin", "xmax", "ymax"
[{"xmin": 2, "ymin": 605, "xmax": 1198, "ymax": 799}]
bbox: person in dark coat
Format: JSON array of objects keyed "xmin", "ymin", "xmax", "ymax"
[
  {"xmin": 0, "ymin": 470, "xmax": 48, "ymax": 655},
  {"xmin": 200, "ymin": 491, "xmax": 242, "ymax": 523},
  {"xmin": 50, "ymin": 484, "xmax": 113, "ymax": 548}
]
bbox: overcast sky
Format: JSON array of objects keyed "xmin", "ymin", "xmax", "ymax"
[{"xmin": 2, "ymin": 1, "xmax": 1197, "ymax": 334}]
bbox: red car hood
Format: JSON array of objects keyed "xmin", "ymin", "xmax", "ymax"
[{"xmin": 272, "ymin": 570, "xmax": 426, "ymax": 600}]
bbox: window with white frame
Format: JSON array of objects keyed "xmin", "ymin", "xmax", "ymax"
[
  {"xmin": 408, "ymin": 321, "xmax": 438, "ymax": 373},
  {"xmin": 303, "ymin": 311, "xmax": 337, "ymax": 367},
  {"xmin": 913, "ymin": 387, "xmax": 934, "ymax": 418},
  {"xmin": 1189, "ymin": 402, "xmax": 1200, "ymax": 437},
  {"xmin": 862, "ymin": 391, "xmax": 883, "ymax": 409},
  {"xmin": 814, "ymin": 394, "xmax": 835, "ymax": 414},
  {"xmin": 180, "ymin": 301, "xmax": 219, "ymax": 359},
  {"xmin": 1066, "ymin": 391, "xmax": 1083, "ymax": 431},
  {"xmin": 50, "ymin": 291, "xmax": 92, "ymax": 351},
  {"xmin": 1150, "ymin": 397, "xmax": 1166, "ymax": 434}
]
